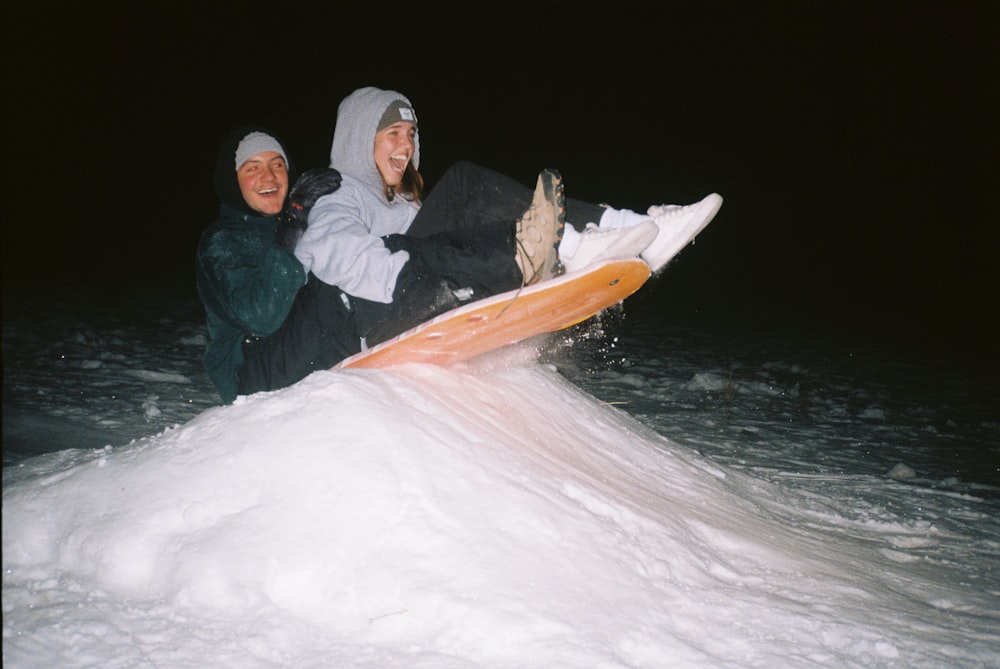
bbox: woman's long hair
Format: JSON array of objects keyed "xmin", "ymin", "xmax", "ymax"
[{"xmin": 384, "ymin": 162, "xmax": 424, "ymax": 205}]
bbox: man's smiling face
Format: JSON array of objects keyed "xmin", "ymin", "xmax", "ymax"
[{"xmin": 237, "ymin": 151, "xmax": 289, "ymax": 215}]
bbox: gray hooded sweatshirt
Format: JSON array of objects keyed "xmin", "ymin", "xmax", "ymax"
[{"xmin": 296, "ymin": 87, "xmax": 422, "ymax": 303}]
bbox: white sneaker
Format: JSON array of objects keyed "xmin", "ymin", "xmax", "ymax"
[
  {"xmin": 641, "ymin": 193, "xmax": 723, "ymax": 274},
  {"xmin": 561, "ymin": 220, "xmax": 659, "ymax": 273}
]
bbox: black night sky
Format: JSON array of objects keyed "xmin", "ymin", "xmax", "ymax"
[{"xmin": 4, "ymin": 1, "xmax": 998, "ymax": 360}]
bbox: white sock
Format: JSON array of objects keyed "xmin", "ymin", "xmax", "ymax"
[
  {"xmin": 558, "ymin": 224, "xmax": 582, "ymax": 259},
  {"xmin": 598, "ymin": 207, "xmax": 650, "ymax": 230}
]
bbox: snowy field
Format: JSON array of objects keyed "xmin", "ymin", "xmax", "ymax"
[{"xmin": 3, "ymin": 290, "xmax": 999, "ymax": 668}]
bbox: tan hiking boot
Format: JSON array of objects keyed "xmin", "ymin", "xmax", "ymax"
[{"xmin": 515, "ymin": 169, "xmax": 566, "ymax": 285}]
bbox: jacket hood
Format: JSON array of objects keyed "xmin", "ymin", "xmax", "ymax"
[
  {"xmin": 213, "ymin": 124, "xmax": 297, "ymax": 216},
  {"xmin": 328, "ymin": 87, "xmax": 421, "ymax": 196}
]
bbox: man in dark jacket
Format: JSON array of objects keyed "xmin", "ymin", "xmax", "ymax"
[{"xmin": 196, "ymin": 125, "xmax": 359, "ymax": 403}]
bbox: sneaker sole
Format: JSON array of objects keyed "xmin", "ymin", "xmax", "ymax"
[{"xmin": 641, "ymin": 193, "xmax": 723, "ymax": 274}]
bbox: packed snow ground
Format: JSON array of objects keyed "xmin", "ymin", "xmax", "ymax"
[{"xmin": 3, "ymin": 294, "xmax": 999, "ymax": 667}]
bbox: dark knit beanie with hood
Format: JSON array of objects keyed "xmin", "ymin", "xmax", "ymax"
[{"xmin": 212, "ymin": 124, "xmax": 297, "ymax": 217}]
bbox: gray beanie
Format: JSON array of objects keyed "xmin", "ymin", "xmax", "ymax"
[
  {"xmin": 377, "ymin": 99, "xmax": 418, "ymax": 132},
  {"xmin": 234, "ymin": 131, "xmax": 288, "ymax": 170}
]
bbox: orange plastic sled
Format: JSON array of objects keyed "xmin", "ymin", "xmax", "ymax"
[{"xmin": 336, "ymin": 258, "xmax": 651, "ymax": 369}]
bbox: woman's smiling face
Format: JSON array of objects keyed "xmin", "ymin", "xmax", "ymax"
[{"xmin": 373, "ymin": 121, "xmax": 416, "ymax": 187}]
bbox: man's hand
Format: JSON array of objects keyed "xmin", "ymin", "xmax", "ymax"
[
  {"xmin": 286, "ymin": 168, "xmax": 343, "ymax": 224},
  {"xmin": 274, "ymin": 168, "xmax": 342, "ymax": 248}
]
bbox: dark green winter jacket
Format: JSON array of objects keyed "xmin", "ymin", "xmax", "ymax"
[{"xmin": 196, "ymin": 204, "xmax": 306, "ymax": 403}]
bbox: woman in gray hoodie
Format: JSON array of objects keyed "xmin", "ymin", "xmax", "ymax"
[{"xmin": 295, "ymin": 86, "xmax": 721, "ymax": 348}]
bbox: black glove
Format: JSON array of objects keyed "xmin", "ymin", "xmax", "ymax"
[
  {"xmin": 274, "ymin": 168, "xmax": 343, "ymax": 249},
  {"xmin": 287, "ymin": 168, "xmax": 343, "ymax": 221}
]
